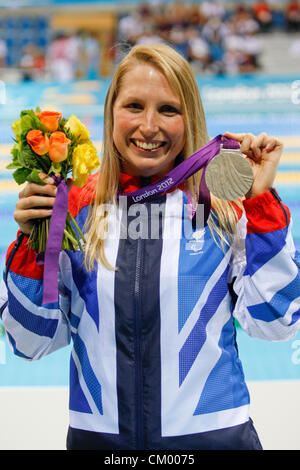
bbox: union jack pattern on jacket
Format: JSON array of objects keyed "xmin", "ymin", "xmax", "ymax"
[{"xmin": 1, "ymin": 176, "xmax": 300, "ymax": 450}]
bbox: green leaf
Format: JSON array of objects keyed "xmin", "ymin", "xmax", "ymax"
[
  {"xmin": 12, "ymin": 167, "xmax": 31, "ymax": 185},
  {"xmin": 37, "ymin": 154, "xmax": 51, "ymax": 173},
  {"xmin": 59, "ymin": 117, "xmax": 67, "ymax": 130},
  {"xmin": 20, "ymin": 109, "xmax": 47, "ymax": 133},
  {"xmin": 49, "ymin": 161, "xmax": 62, "ymax": 175},
  {"xmin": 18, "ymin": 143, "xmax": 38, "ymax": 168},
  {"xmin": 20, "ymin": 109, "xmax": 33, "ymax": 117},
  {"xmin": 7, "ymin": 144, "xmax": 22, "ymax": 169},
  {"xmin": 20, "ymin": 114, "xmax": 34, "ymax": 134},
  {"xmin": 11, "ymin": 119, "xmax": 22, "ymax": 141},
  {"xmin": 11, "ymin": 144, "xmax": 19, "ymax": 158},
  {"xmin": 6, "ymin": 162, "xmax": 22, "ymax": 170},
  {"xmin": 27, "ymin": 169, "xmax": 46, "ymax": 185},
  {"xmin": 20, "ymin": 109, "xmax": 37, "ymax": 121}
]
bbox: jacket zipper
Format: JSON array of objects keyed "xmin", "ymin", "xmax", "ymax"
[
  {"xmin": 270, "ymin": 187, "xmax": 289, "ymax": 227},
  {"xmin": 134, "ymin": 236, "xmax": 144, "ymax": 450}
]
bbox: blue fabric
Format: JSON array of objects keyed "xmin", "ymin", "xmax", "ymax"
[
  {"xmin": 248, "ymin": 273, "xmax": 300, "ymax": 322},
  {"xmin": 177, "ymin": 202, "xmax": 227, "ymax": 332},
  {"xmin": 73, "ymin": 334, "xmax": 103, "ymax": 415},
  {"xmin": 69, "ymin": 354, "xmax": 92, "ymax": 414},
  {"xmin": 179, "ymin": 266, "xmax": 229, "ymax": 386},
  {"xmin": 6, "ymin": 331, "xmax": 32, "ymax": 359},
  {"xmin": 245, "ymin": 227, "xmax": 288, "ymax": 276},
  {"xmin": 67, "ymin": 251, "xmax": 99, "ymax": 331},
  {"xmin": 194, "ymin": 318, "xmax": 249, "ymax": 415},
  {"xmin": 10, "ymin": 271, "xmax": 58, "ymax": 310},
  {"xmin": 8, "ymin": 285, "xmax": 58, "ymax": 338}
]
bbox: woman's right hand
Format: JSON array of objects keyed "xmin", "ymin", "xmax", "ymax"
[{"xmin": 14, "ymin": 173, "xmax": 57, "ymax": 235}]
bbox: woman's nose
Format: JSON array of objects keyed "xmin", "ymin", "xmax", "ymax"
[{"xmin": 139, "ymin": 109, "xmax": 159, "ymax": 136}]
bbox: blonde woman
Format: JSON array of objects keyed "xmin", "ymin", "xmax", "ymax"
[{"xmin": 2, "ymin": 44, "xmax": 300, "ymax": 450}]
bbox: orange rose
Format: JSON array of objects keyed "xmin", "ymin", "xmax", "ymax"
[
  {"xmin": 36, "ymin": 110, "xmax": 62, "ymax": 132},
  {"xmin": 49, "ymin": 131, "xmax": 71, "ymax": 163},
  {"xmin": 26, "ymin": 129, "xmax": 50, "ymax": 155}
]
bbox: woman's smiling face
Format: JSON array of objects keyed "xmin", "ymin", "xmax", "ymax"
[{"xmin": 112, "ymin": 63, "xmax": 186, "ymax": 178}]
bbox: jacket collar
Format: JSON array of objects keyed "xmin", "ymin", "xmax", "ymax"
[{"xmin": 120, "ymin": 172, "xmax": 184, "ymax": 194}]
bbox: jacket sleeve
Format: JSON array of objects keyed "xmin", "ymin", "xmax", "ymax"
[
  {"xmin": 0, "ymin": 278, "xmax": 8, "ymax": 316},
  {"xmin": 1, "ymin": 174, "xmax": 97, "ymax": 361},
  {"xmin": 228, "ymin": 188, "xmax": 300, "ymax": 341},
  {"xmin": 1, "ymin": 231, "xmax": 71, "ymax": 361}
]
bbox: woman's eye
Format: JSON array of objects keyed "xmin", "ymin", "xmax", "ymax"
[
  {"xmin": 126, "ymin": 103, "xmax": 143, "ymax": 111},
  {"xmin": 160, "ymin": 105, "xmax": 180, "ymax": 115}
]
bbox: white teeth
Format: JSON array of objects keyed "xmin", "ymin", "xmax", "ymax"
[{"xmin": 134, "ymin": 140, "xmax": 162, "ymax": 150}]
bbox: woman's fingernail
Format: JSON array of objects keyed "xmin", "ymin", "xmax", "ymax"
[{"xmin": 46, "ymin": 177, "xmax": 54, "ymax": 184}]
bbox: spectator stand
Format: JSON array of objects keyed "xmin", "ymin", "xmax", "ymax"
[
  {"xmin": 116, "ymin": 2, "xmax": 264, "ymax": 76},
  {"xmin": 0, "ymin": 14, "xmax": 49, "ymax": 81},
  {"xmin": 0, "ymin": 7, "xmax": 116, "ymax": 82},
  {"xmin": 0, "ymin": 1, "xmax": 299, "ymax": 82}
]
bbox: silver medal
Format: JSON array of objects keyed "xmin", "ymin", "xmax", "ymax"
[{"xmin": 205, "ymin": 145, "xmax": 253, "ymax": 200}]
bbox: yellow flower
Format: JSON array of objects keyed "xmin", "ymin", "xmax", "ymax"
[
  {"xmin": 72, "ymin": 142, "xmax": 100, "ymax": 187},
  {"xmin": 65, "ymin": 114, "xmax": 90, "ymax": 142}
]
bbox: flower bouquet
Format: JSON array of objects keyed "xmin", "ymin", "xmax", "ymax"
[{"xmin": 7, "ymin": 108, "xmax": 100, "ymax": 255}]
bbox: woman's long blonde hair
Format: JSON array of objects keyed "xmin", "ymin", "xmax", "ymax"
[{"xmin": 84, "ymin": 43, "xmax": 243, "ymax": 271}]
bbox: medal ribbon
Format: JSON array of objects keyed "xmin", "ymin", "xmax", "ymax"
[
  {"xmin": 120, "ymin": 134, "xmax": 240, "ymax": 223},
  {"xmin": 41, "ymin": 134, "xmax": 239, "ymax": 304},
  {"xmin": 42, "ymin": 176, "xmax": 69, "ymax": 305}
]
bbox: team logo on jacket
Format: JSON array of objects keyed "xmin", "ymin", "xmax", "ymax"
[{"xmin": 185, "ymin": 229, "xmax": 205, "ymax": 255}]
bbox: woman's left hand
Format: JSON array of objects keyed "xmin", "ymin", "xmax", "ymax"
[{"xmin": 224, "ymin": 131, "xmax": 283, "ymax": 199}]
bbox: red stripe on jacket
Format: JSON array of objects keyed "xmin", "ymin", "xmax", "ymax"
[{"xmin": 243, "ymin": 190, "xmax": 290, "ymax": 234}]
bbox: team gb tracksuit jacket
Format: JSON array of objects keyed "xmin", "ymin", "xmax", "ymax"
[{"xmin": 1, "ymin": 173, "xmax": 300, "ymax": 450}]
